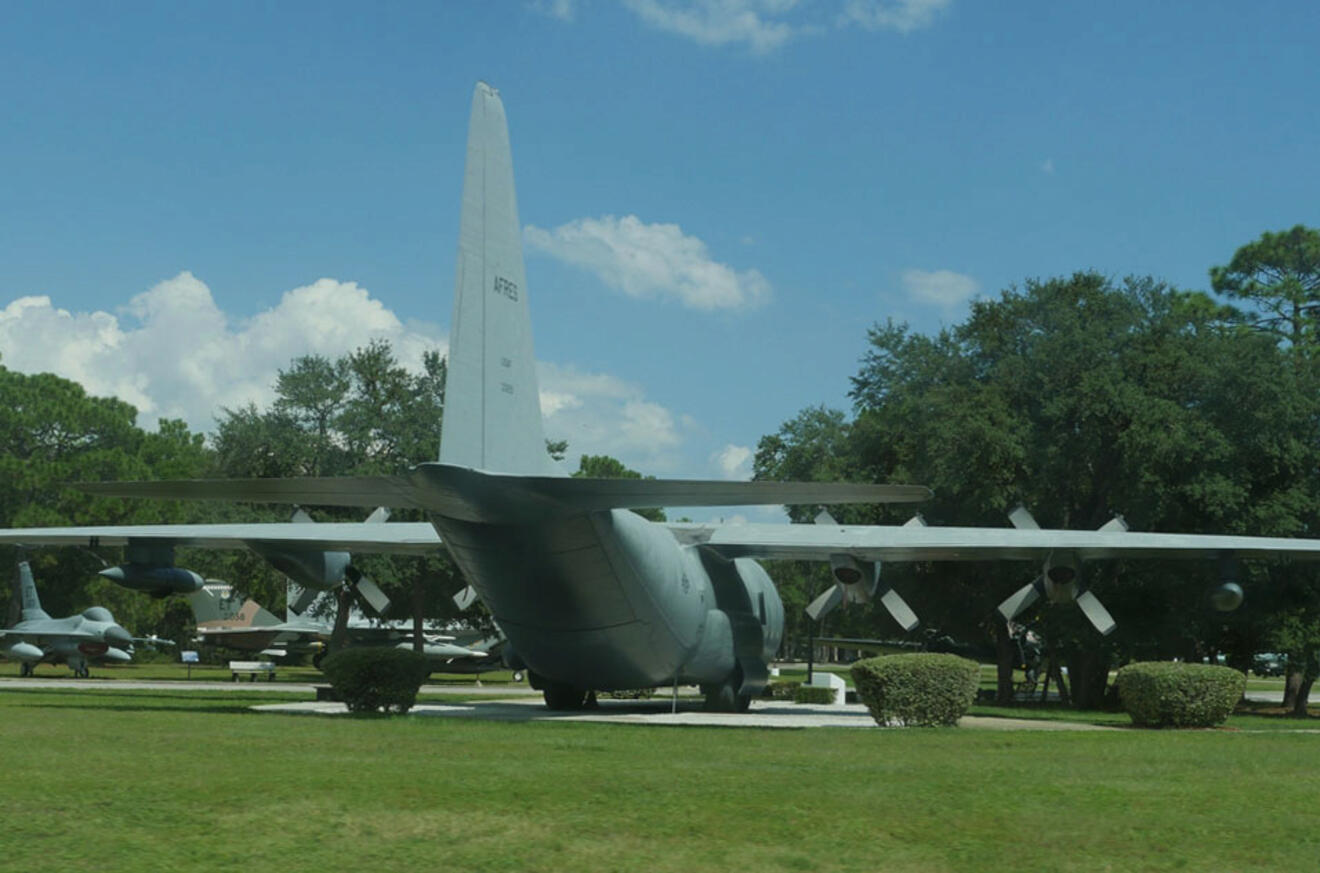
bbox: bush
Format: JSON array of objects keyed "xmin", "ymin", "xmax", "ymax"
[
  {"xmin": 764, "ymin": 680, "xmax": 801, "ymax": 700},
  {"xmin": 850, "ymin": 653, "xmax": 979, "ymax": 727},
  {"xmin": 792, "ymin": 684, "xmax": 837, "ymax": 705},
  {"xmin": 320, "ymin": 647, "xmax": 431, "ymax": 714},
  {"xmin": 1115, "ymin": 661, "xmax": 1245, "ymax": 728}
]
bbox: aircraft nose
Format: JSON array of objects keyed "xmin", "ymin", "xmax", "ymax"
[{"xmin": 105, "ymin": 625, "xmax": 133, "ymax": 648}]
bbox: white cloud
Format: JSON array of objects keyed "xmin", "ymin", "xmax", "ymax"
[
  {"xmin": 711, "ymin": 443, "xmax": 753, "ymax": 480},
  {"xmin": 538, "ymin": 362, "xmax": 694, "ymax": 474},
  {"xmin": 0, "ymin": 272, "xmax": 447, "ymax": 433},
  {"xmin": 900, "ymin": 268, "xmax": 979, "ymax": 309},
  {"xmin": 529, "ymin": 0, "xmax": 578, "ymax": 21},
  {"xmin": 525, "ymin": 214, "xmax": 770, "ymax": 311},
  {"xmin": 838, "ymin": 0, "xmax": 951, "ymax": 34},
  {"xmin": 612, "ymin": 0, "xmax": 948, "ymax": 53},
  {"xmin": 622, "ymin": 0, "xmax": 799, "ymax": 53}
]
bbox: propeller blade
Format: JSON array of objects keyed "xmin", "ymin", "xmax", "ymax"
[
  {"xmin": 814, "ymin": 510, "xmax": 838, "ymax": 526},
  {"xmin": 1076, "ymin": 590, "xmax": 1116, "ymax": 635},
  {"xmin": 997, "ymin": 578, "xmax": 1043, "ymax": 620},
  {"xmin": 1098, "ymin": 515, "xmax": 1128, "ymax": 533},
  {"xmin": 453, "ymin": 585, "xmax": 479, "ymax": 611},
  {"xmin": 902, "ymin": 513, "xmax": 927, "ymax": 527},
  {"xmin": 364, "ymin": 506, "xmax": 391, "ymax": 524},
  {"xmin": 878, "ymin": 587, "xmax": 919, "ymax": 631},
  {"xmin": 1007, "ymin": 505, "xmax": 1040, "ymax": 530},
  {"xmin": 353, "ymin": 575, "xmax": 391, "ymax": 614},
  {"xmin": 806, "ymin": 585, "xmax": 844, "ymax": 622},
  {"xmin": 290, "ymin": 585, "xmax": 320, "ymax": 616},
  {"xmin": 290, "ymin": 507, "xmax": 314, "ymax": 524}
]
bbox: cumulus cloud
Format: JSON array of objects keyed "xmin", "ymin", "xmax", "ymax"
[
  {"xmin": 900, "ymin": 268, "xmax": 979, "ymax": 309},
  {"xmin": 622, "ymin": 0, "xmax": 798, "ymax": 53},
  {"xmin": 0, "ymin": 272, "xmax": 446, "ymax": 432},
  {"xmin": 838, "ymin": 0, "xmax": 951, "ymax": 34},
  {"xmin": 529, "ymin": 0, "xmax": 578, "ymax": 21},
  {"xmin": 524, "ymin": 214, "xmax": 770, "ymax": 311},
  {"xmin": 711, "ymin": 443, "xmax": 753, "ymax": 480},
  {"xmin": 538, "ymin": 362, "xmax": 695, "ymax": 474},
  {"xmin": 608, "ymin": 0, "xmax": 949, "ymax": 53}
]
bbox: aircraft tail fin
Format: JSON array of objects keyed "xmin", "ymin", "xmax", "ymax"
[
  {"xmin": 439, "ymin": 82, "xmax": 555, "ymax": 476},
  {"xmin": 16, "ymin": 561, "xmax": 49, "ymax": 622},
  {"xmin": 187, "ymin": 583, "xmax": 281, "ymax": 629}
]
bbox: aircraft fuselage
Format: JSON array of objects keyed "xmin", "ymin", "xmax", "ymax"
[{"xmin": 432, "ymin": 507, "xmax": 783, "ymax": 696}]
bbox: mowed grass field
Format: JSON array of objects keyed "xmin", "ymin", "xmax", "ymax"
[{"xmin": 3, "ymin": 686, "xmax": 1320, "ymax": 873}]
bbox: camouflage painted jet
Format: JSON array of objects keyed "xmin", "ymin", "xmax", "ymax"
[
  {"xmin": 186, "ymin": 581, "xmax": 500, "ymax": 671},
  {"xmin": 1, "ymin": 561, "xmax": 136, "ymax": 677},
  {"xmin": 7, "ymin": 83, "xmax": 1320, "ymax": 710}
]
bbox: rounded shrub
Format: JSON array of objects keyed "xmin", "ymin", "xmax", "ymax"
[
  {"xmin": 850, "ymin": 653, "xmax": 979, "ymax": 727},
  {"xmin": 1114, "ymin": 661, "xmax": 1245, "ymax": 728},
  {"xmin": 792, "ymin": 684, "xmax": 837, "ymax": 705},
  {"xmin": 320, "ymin": 647, "xmax": 431, "ymax": 714}
]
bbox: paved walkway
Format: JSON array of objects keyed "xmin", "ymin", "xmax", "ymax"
[
  {"xmin": 253, "ymin": 696, "xmax": 1118, "ymax": 730},
  {"xmin": 0, "ymin": 677, "xmax": 540, "ymax": 696}
]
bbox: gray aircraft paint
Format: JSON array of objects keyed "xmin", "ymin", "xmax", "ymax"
[
  {"xmin": 2, "ymin": 562, "xmax": 135, "ymax": 677},
  {"xmin": 16, "ymin": 82, "xmax": 1320, "ymax": 705},
  {"xmin": 441, "ymin": 82, "xmax": 554, "ymax": 476}
]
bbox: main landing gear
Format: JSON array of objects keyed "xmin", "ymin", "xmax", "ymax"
[{"xmin": 701, "ymin": 678, "xmax": 752, "ymax": 713}]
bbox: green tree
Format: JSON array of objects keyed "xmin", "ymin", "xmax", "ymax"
[
  {"xmin": 573, "ymin": 454, "xmax": 666, "ymax": 522},
  {"xmin": 1211, "ymin": 225, "xmax": 1320, "ymax": 350}
]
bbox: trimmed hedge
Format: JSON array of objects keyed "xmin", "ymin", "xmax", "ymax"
[
  {"xmin": 793, "ymin": 685, "xmax": 837, "ymax": 705},
  {"xmin": 1115, "ymin": 661, "xmax": 1245, "ymax": 728},
  {"xmin": 321, "ymin": 647, "xmax": 431, "ymax": 714},
  {"xmin": 850, "ymin": 653, "xmax": 979, "ymax": 727},
  {"xmin": 764, "ymin": 680, "xmax": 801, "ymax": 700}
]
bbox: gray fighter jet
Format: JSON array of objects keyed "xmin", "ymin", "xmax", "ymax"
[
  {"xmin": 1, "ymin": 561, "xmax": 136, "ymax": 677},
  {"xmin": 8, "ymin": 83, "xmax": 1320, "ymax": 710}
]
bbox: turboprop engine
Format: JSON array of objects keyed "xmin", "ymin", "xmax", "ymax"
[
  {"xmin": 804, "ymin": 511, "xmax": 920, "ymax": 631},
  {"xmin": 248, "ymin": 508, "xmax": 392, "ymax": 613},
  {"xmin": 996, "ymin": 506, "xmax": 1120, "ymax": 635}
]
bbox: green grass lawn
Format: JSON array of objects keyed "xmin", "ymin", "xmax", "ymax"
[{"xmin": 3, "ymin": 686, "xmax": 1320, "ymax": 872}]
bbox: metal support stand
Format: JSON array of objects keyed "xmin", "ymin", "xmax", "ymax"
[
  {"xmin": 671, "ymin": 673, "xmax": 679, "ymax": 714},
  {"xmin": 807, "ymin": 620, "xmax": 816, "ymax": 685}
]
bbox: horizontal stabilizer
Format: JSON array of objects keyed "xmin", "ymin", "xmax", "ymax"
[{"xmin": 81, "ymin": 463, "xmax": 931, "ymax": 523}]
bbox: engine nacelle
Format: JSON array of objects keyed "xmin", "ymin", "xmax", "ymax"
[
  {"xmin": 1210, "ymin": 582, "xmax": 1244, "ymax": 612},
  {"xmin": 1042, "ymin": 554, "xmax": 1080, "ymax": 604},
  {"xmin": 99, "ymin": 564, "xmax": 205, "ymax": 595},
  {"xmin": 248, "ymin": 545, "xmax": 352, "ymax": 591}
]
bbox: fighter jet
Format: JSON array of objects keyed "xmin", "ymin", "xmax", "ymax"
[
  {"xmin": 1, "ymin": 561, "xmax": 136, "ymax": 677},
  {"xmin": 7, "ymin": 83, "xmax": 1320, "ymax": 711},
  {"xmin": 186, "ymin": 581, "xmax": 498, "ymax": 670}
]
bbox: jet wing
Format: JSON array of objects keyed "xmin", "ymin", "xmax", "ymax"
[
  {"xmin": 0, "ymin": 522, "xmax": 441, "ymax": 555},
  {"xmin": 665, "ymin": 522, "xmax": 1320, "ymax": 562}
]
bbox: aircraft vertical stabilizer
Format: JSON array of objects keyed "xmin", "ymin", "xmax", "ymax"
[
  {"xmin": 16, "ymin": 561, "xmax": 49, "ymax": 622},
  {"xmin": 440, "ymin": 82, "xmax": 555, "ymax": 476}
]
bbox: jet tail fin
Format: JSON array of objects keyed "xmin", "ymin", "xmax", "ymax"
[
  {"xmin": 440, "ymin": 82, "xmax": 555, "ymax": 476},
  {"xmin": 187, "ymin": 583, "xmax": 282, "ymax": 629},
  {"xmin": 16, "ymin": 561, "xmax": 49, "ymax": 622}
]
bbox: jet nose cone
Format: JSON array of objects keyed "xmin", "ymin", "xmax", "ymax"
[{"xmin": 105, "ymin": 625, "xmax": 133, "ymax": 648}]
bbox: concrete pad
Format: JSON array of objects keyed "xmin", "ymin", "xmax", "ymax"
[{"xmin": 253, "ymin": 696, "xmax": 1117, "ymax": 730}]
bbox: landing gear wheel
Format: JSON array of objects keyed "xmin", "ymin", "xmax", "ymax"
[
  {"xmin": 19, "ymin": 662, "xmax": 33, "ymax": 678},
  {"xmin": 312, "ymin": 651, "xmax": 325, "ymax": 669},
  {"xmin": 703, "ymin": 681, "xmax": 737, "ymax": 712},
  {"xmin": 735, "ymin": 694, "xmax": 752, "ymax": 713},
  {"xmin": 543, "ymin": 682, "xmax": 590, "ymax": 710}
]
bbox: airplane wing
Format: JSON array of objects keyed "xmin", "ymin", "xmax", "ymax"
[
  {"xmin": 0, "ymin": 521, "xmax": 441, "ymax": 554},
  {"xmin": 664, "ymin": 521, "xmax": 1320, "ymax": 562}
]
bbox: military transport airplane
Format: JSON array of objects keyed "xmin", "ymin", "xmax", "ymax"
[
  {"xmin": 5, "ymin": 82, "xmax": 1320, "ymax": 710},
  {"xmin": 1, "ymin": 561, "xmax": 140, "ymax": 677}
]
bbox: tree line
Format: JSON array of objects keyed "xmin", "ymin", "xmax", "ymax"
[
  {"xmin": 2, "ymin": 225, "xmax": 1318, "ymax": 709},
  {"xmin": 757, "ymin": 225, "xmax": 1320, "ymax": 711}
]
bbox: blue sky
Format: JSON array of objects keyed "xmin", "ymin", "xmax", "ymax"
[{"xmin": 1, "ymin": 1, "xmax": 1316, "ymax": 506}]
